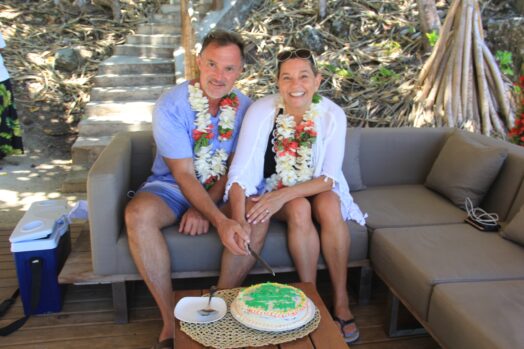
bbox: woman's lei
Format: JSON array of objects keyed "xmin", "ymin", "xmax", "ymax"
[
  {"xmin": 265, "ymin": 96, "xmax": 320, "ymax": 191},
  {"xmin": 189, "ymin": 82, "xmax": 239, "ymax": 189}
]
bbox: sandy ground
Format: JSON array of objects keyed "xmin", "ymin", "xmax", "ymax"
[{"xmin": 0, "ymin": 120, "xmax": 85, "ymax": 230}]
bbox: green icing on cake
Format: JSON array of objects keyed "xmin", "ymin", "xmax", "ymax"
[{"xmin": 243, "ymin": 283, "xmax": 301, "ymax": 311}]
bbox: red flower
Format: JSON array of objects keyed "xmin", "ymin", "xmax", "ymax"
[
  {"xmin": 193, "ymin": 129, "xmax": 205, "ymax": 140},
  {"xmin": 508, "ymin": 75, "xmax": 524, "ymax": 146},
  {"xmin": 219, "ymin": 92, "xmax": 240, "ymax": 110},
  {"xmin": 222, "ymin": 129, "xmax": 233, "ymax": 139}
]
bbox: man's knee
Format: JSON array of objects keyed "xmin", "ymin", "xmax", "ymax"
[{"xmin": 125, "ymin": 193, "xmax": 173, "ymax": 232}]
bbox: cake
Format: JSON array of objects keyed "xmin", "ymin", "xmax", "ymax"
[{"xmin": 230, "ymin": 282, "xmax": 315, "ymax": 331}]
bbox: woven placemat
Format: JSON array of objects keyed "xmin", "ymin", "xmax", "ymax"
[{"xmin": 180, "ymin": 288, "xmax": 321, "ymax": 349}]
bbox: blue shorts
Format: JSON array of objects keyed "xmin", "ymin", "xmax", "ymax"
[{"xmin": 137, "ymin": 180, "xmax": 190, "ymax": 219}]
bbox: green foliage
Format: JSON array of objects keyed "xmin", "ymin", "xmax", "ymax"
[
  {"xmin": 371, "ymin": 66, "xmax": 399, "ymax": 84},
  {"xmin": 426, "ymin": 30, "xmax": 439, "ymax": 47},
  {"xmin": 322, "ymin": 64, "xmax": 354, "ymax": 79},
  {"xmin": 495, "ymin": 50, "xmax": 514, "ymax": 77}
]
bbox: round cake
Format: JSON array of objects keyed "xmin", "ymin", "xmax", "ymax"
[{"xmin": 230, "ymin": 282, "xmax": 315, "ymax": 331}]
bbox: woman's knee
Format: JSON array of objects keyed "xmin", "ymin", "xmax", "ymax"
[
  {"xmin": 313, "ymin": 191, "xmax": 343, "ymax": 225},
  {"xmin": 285, "ymin": 198, "xmax": 312, "ymax": 222},
  {"xmin": 283, "ymin": 198, "xmax": 315, "ymax": 234}
]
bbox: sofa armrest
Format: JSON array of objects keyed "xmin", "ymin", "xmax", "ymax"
[{"xmin": 87, "ymin": 132, "xmax": 132, "ymax": 275}]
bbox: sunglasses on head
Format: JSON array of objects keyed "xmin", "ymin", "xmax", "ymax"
[{"xmin": 277, "ymin": 49, "xmax": 314, "ymax": 63}]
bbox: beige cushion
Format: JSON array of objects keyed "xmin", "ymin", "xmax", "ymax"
[
  {"xmin": 501, "ymin": 204, "xmax": 524, "ymax": 246},
  {"xmin": 425, "ymin": 131, "xmax": 508, "ymax": 208},
  {"xmin": 429, "ymin": 280, "xmax": 524, "ymax": 349}
]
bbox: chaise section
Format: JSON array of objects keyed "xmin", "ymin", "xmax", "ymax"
[
  {"xmin": 428, "ymin": 280, "xmax": 524, "ymax": 349},
  {"xmin": 370, "ymin": 224, "xmax": 524, "ymax": 320}
]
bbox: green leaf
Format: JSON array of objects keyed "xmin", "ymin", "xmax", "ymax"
[{"xmin": 426, "ymin": 30, "xmax": 439, "ymax": 47}]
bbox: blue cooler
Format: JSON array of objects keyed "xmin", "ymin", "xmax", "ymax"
[{"xmin": 9, "ymin": 200, "xmax": 71, "ymax": 316}]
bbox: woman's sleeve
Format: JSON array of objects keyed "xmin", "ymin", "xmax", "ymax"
[
  {"xmin": 225, "ymin": 97, "xmax": 272, "ymax": 200},
  {"xmin": 320, "ymin": 102, "xmax": 347, "ymax": 181}
]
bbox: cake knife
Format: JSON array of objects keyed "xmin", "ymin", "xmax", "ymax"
[{"xmin": 246, "ymin": 243, "xmax": 275, "ymax": 276}]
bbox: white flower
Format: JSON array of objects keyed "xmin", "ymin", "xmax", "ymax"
[
  {"xmin": 265, "ymin": 174, "xmax": 280, "ymax": 192},
  {"xmin": 188, "ymin": 83, "xmax": 238, "ymax": 186},
  {"xmin": 267, "ymin": 94, "xmax": 319, "ymax": 191}
]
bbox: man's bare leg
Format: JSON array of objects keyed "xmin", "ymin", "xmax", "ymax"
[
  {"xmin": 217, "ymin": 200, "xmax": 270, "ymax": 288},
  {"xmin": 125, "ymin": 192, "xmax": 176, "ymax": 342}
]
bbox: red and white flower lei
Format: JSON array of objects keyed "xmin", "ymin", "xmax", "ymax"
[
  {"xmin": 265, "ymin": 96, "xmax": 319, "ymax": 191},
  {"xmin": 189, "ymin": 82, "xmax": 239, "ymax": 189}
]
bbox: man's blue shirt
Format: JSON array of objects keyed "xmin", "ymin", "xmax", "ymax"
[{"xmin": 148, "ymin": 81, "xmax": 251, "ymax": 185}]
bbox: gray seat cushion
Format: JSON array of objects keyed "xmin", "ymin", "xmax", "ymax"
[
  {"xmin": 112, "ymin": 220, "xmax": 368, "ymax": 276},
  {"xmin": 371, "ymin": 224, "xmax": 524, "ymax": 320},
  {"xmin": 352, "ymin": 185, "xmax": 466, "ymax": 231},
  {"xmin": 428, "ymin": 280, "xmax": 524, "ymax": 349}
]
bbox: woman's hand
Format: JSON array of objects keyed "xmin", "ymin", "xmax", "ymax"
[{"xmin": 246, "ymin": 190, "xmax": 289, "ymax": 224}]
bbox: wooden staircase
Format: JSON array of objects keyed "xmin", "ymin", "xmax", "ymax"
[{"xmin": 70, "ymin": 2, "xmax": 182, "ymax": 168}]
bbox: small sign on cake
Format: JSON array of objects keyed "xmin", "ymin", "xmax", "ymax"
[{"xmin": 230, "ymin": 282, "xmax": 317, "ymax": 332}]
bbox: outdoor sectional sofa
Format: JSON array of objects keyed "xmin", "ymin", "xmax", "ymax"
[{"xmin": 87, "ymin": 126, "xmax": 524, "ymax": 348}]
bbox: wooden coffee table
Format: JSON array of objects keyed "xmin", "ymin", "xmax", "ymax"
[{"xmin": 174, "ymin": 282, "xmax": 349, "ymax": 348}]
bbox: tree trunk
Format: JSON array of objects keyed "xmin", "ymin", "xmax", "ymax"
[
  {"xmin": 181, "ymin": 0, "xmax": 198, "ymax": 81},
  {"xmin": 417, "ymin": 0, "xmax": 441, "ymax": 51},
  {"xmin": 411, "ymin": 0, "xmax": 515, "ymax": 137}
]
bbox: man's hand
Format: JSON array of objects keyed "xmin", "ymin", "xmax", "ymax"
[
  {"xmin": 179, "ymin": 207, "xmax": 210, "ymax": 235},
  {"xmin": 215, "ymin": 217, "xmax": 250, "ymax": 256}
]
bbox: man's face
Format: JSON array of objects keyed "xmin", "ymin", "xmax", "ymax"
[{"xmin": 197, "ymin": 42, "xmax": 243, "ymax": 100}]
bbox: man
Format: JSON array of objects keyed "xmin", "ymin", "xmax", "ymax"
[{"xmin": 124, "ymin": 30, "xmax": 268, "ymax": 349}]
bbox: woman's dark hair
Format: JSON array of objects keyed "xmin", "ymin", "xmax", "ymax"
[{"xmin": 201, "ymin": 29, "xmax": 245, "ymax": 61}]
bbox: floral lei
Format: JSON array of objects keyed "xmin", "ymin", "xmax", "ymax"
[
  {"xmin": 189, "ymin": 82, "xmax": 239, "ymax": 189},
  {"xmin": 265, "ymin": 96, "xmax": 320, "ymax": 191}
]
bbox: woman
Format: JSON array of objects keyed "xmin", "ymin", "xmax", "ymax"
[
  {"xmin": 226, "ymin": 48, "xmax": 366, "ymax": 343},
  {"xmin": 0, "ymin": 31, "xmax": 23, "ymax": 159}
]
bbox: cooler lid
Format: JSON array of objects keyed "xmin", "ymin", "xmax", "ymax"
[{"xmin": 10, "ymin": 200, "xmax": 69, "ymax": 244}]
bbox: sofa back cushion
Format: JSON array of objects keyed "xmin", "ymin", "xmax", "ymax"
[
  {"xmin": 501, "ymin": 203, "xmax": 524, "ymax": 246},
  {"xmin": 342, "ymin": 128, "xmax": 367, "ymax": 191},
  {"xmin": 358, "ymin": 127, "xmax": 451, "ymax": 186},
  {"xmin": 425, "ymin": 131, "xmax": 508, "ymax": 209},
  {"xmin": 463, "ymin": 131, "xmax": 524, "ymax": 221}
]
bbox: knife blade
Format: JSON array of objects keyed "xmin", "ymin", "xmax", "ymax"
[{"xmin": 246, "ymin": 243, "xmax": 275, "ymax": 276}]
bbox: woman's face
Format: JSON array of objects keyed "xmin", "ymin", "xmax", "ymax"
[{"xmin": 277, "ymin": 58, "xmax": 321, "ymax": 117}]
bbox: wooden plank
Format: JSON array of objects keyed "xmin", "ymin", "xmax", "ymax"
[{"xmin": 298, "ymin": 282, "xmax": 348, "ymax": 348}]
